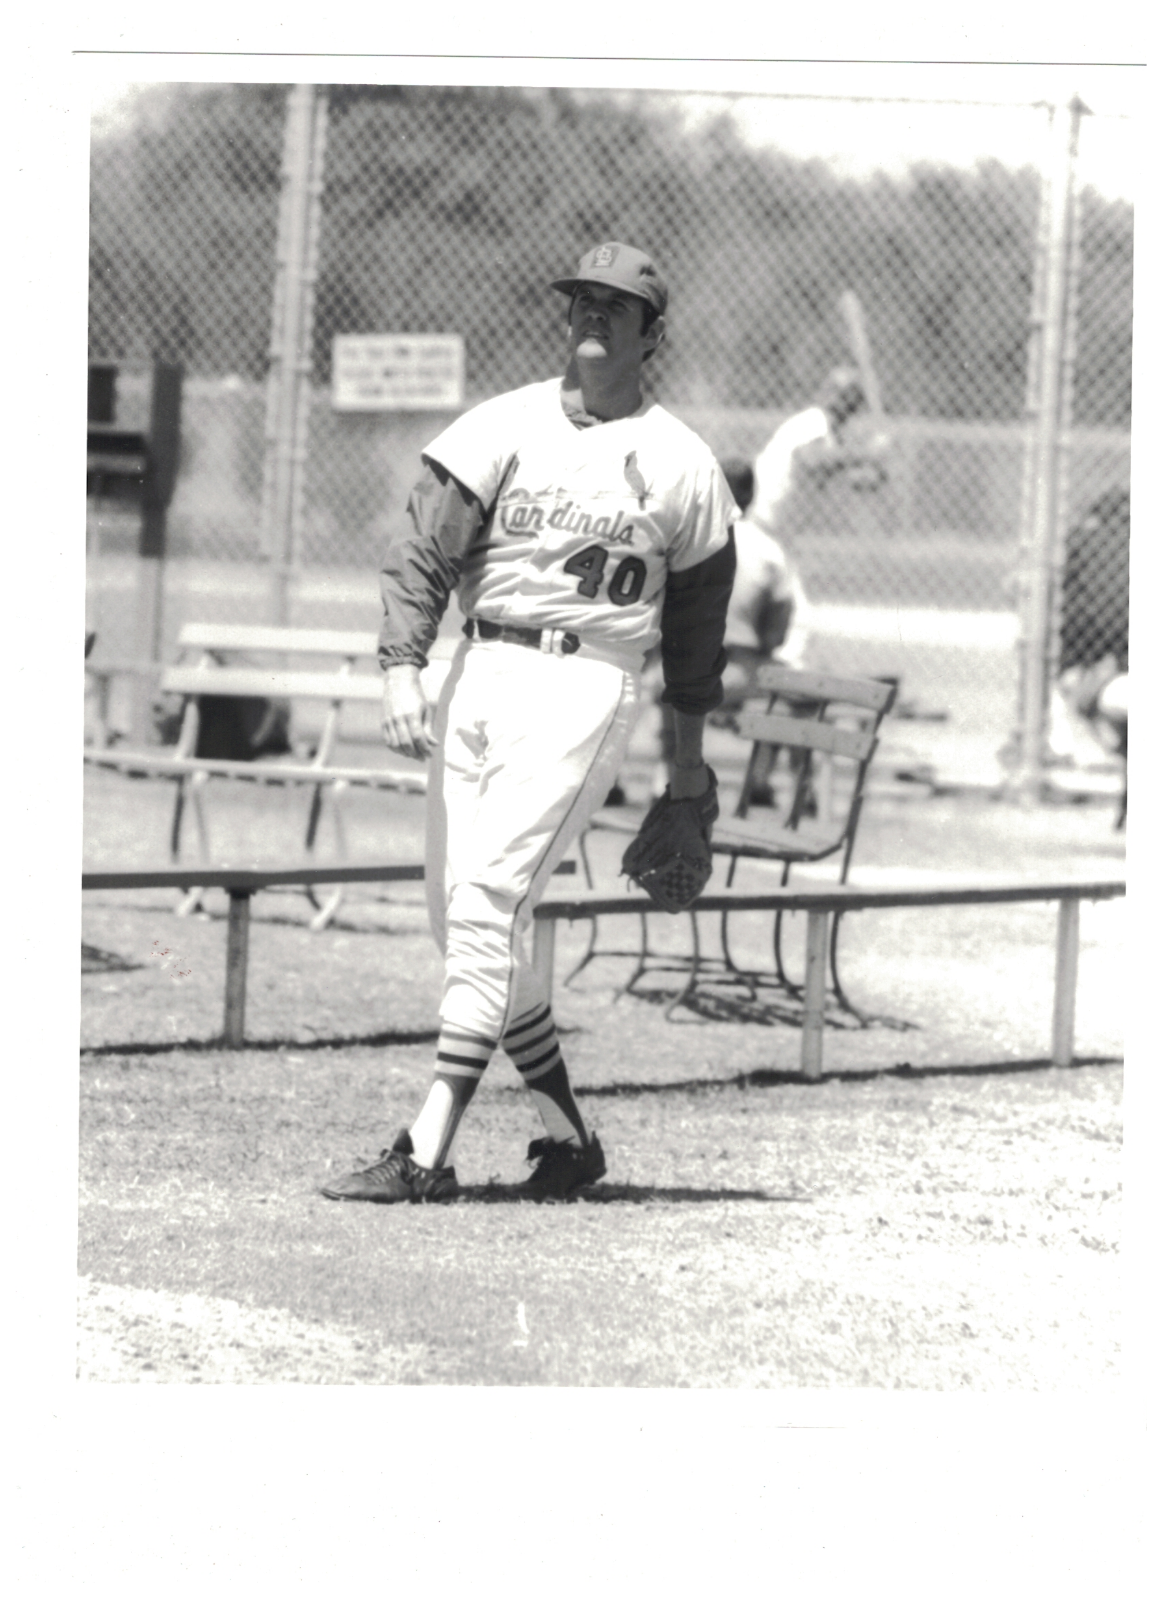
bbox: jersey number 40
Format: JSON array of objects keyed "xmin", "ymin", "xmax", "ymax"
[{"xmin": 563, "ymin": 544, "xmax": 647, "ymax": 607}]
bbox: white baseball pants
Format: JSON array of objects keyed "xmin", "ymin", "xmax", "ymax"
[{"xmin": 425, "ymin": 636, "xmax": 640, "ymax": 1039}]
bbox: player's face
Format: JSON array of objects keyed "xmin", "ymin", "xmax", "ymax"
[{"xmin": 568, "ymin": 283, "xmax": 658, "ymax": 375}]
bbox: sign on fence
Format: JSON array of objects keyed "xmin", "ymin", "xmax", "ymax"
[{"xmin": 331, "ymin": 334, "xmax": 465, "ymax": 410}]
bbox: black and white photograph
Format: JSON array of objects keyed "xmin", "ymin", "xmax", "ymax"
[
  {"xmin": 16, "ymin": 13, "xmax": 1151, "ymax": 1592},
  {"xmin": 78, "ymin": 57, "xmax": 1132, "ymax": 1382}
]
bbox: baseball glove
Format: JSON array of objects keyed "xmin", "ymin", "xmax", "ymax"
[{"xmin": 620, "ymin": 768, "xmax": 719, "ymax": 913}]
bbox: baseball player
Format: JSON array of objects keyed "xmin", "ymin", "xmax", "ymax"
[
  {"xmin": 1054, "ymin": 487, "xmax": 1129, "ymax": 827},
  {"xmin": 322, "ymin": 241, "xmax": 736, "ymax": 1204},
  {"xmin": 728, "ymin": 369, "xmax": 887, "ymax": 806},
  {"xmin": 719, "ymin": 455, "xmax": 811, "ymax": 685},
  {"xmin": 749, "ymin": 365, "xmax": 887, "ymax": 541},
  {"xmin": 712, "ymin": 455, "xmax": 813, "ymax": 808}
]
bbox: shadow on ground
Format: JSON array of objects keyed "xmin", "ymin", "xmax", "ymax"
[
  {"xmin": 81, "ymin": 1029, "xmax": 441, "ymax": 1056},
  {"xmin": 566, "ymin": 1056, "xmax": 1123, "ymax": 1094},
  {"xmin": 619, "ymin": 982, "xmax": 920, "ymax": 1032},
  {"xmin": 319, "ymin": 1181, "xmax": 796, "ymax": 1205},
  {"xmin": 80, "ymin": 1031, "xmax": 1121, "ymax": 1087}
]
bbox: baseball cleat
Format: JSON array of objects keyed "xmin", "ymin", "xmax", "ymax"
[
  {"xmin": 520, "ymin": 1133, "xmax": 606, "ymax": 1200},
  {"xmin": 320, "ymin": 1129, "xmax": 458, "ymax": 1203}
]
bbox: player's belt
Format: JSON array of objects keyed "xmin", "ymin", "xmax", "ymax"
[{"xmin": 464, "ymin": 618, "xmax": 581, "ymax": 656}]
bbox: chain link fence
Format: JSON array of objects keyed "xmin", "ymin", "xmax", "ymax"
[{"xmin": 87, "ymin": 81, "xmax": 1132, "ymax": 779}]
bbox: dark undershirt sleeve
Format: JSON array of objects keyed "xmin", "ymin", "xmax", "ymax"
[
  {"xmin": 377, "ymin": 459, "xmax": 487, "ymax": 670},
  {"xmin": 658, "ymin": 529, "xmax": 737, "ymax": 716}
]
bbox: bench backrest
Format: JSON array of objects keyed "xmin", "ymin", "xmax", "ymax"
[
  {"xmin": 176, "ymin": 623, "xmax": 380, "ymax": 659},
  {"xmin": 731, "ymin": 663, "xmax": 898, "ymax": 878},
  {"xmin": 754, "ymin": 662, "xmax": 896, "ymax": 713},
  {"xmin": 166, "ymin": 622, "xmax": 385, "ymax": 765},
  {"xmin": 735, "ymin": 707, "xmax": 878, "ymax": 763},
  {"xmin": 161, "ymin": 665, "xmax": 383, "ymax": 703}
]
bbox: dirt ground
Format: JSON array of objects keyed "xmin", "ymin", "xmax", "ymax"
[{"xmin": 78, "ymin": 752, "xmax": 1125, "ymax": 1387}]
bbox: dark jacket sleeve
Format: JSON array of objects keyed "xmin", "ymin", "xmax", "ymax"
[
  {"xmin": 659, "ymin": 529, "xmax": 736, "ymax": 716},
  {"xmin": 378, "ymin": 459, "xmax": 488, "ymax": 669}
]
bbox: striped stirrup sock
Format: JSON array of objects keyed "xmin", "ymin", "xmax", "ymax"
[
  {"xmin": 503, "ymin": 1004, "xmax": 587, "ymax": 1146},
  {"xmin": 435, "ymin": 1022, "xmax": 497, "ymax": 1089},
  {"xmin": 409, "ymin": 1023, "xmax": 497, "ymax": 1170}
]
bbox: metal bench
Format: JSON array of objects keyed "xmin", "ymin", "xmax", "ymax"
[
  {"xmin": 82, "ymin": 858, "xmax": 576, "ymax": 1046},
  {"xmin": 84, "ymin": 622, "xmax": 445, "ymax": 928},
  {"xmin": 81, "ymin": 867, "xmax": 1121, "ymax": 1072},
  {"xmin": 575, "ymin": 663, "xmax": 898, "ymax": 1014},
  {"xmin": 530, "ymin": 878, "xmax": 1125, "ymax": 1078}
]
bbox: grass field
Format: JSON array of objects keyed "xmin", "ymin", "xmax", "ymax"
[{"xmin": 79, "ymin": 730, "xmax": 1125, "ymax": 1387}]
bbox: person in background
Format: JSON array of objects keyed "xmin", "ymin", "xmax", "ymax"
[
  {"xmin": 1055, "ymin": 487, "xmax": 1129, "ymax": 829},
  {"xmin": 748, "ymin": 365, "xmax": 887, "ymax": 541},
  {"xmin": 711, "ymin": 455, "xmax": 813, "ymax": 807}
]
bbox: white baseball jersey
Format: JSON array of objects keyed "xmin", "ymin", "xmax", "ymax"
[
  {"xmin": 378, "ymin": 372, "xmax": 734, "ymax": 1050},
  {"xmin": 748, "ymin": 405, "xmax": 831, "ymax": 539},
  {"xmin": 421, "ymin": 378, "xmax": 735, "ymax": 655}
]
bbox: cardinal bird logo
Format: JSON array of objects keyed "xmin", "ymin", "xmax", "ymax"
[{"xmin": 624, "ymin": 452, "xmax": 648, "ymax": 507}]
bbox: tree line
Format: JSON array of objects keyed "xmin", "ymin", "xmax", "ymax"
[{"xmin": 89, "ymin": 83, "xmax": 1132, "ymax": 426}]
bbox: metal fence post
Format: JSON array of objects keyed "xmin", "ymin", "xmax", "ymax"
[
  {"xmin": 223, "ymin": 888, "xmax": 253, "ymax": 1046},
  {"xmin": 259, "ymin": 84, "xmax": 329, "ymax": 627},
  {"xmin": 1051, "ymin": 896, "xmax": 1081, "ymax": 1067},
  {"xmin": 130, "ymin": 360, "xmax": 184, "ymax": 742},
  {"xmin": 1012, "ymin": 96, "xmax": 1086, "ymax": 802}
]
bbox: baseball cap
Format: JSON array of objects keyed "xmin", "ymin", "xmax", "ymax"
[{"xmin": 550, "ymin": 242, "xmax": 668, "ymax": 316}]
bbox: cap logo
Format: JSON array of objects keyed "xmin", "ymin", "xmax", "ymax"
[{"xmin": 591, "ymin": 244, "xmax": 617, "ymax": 268}]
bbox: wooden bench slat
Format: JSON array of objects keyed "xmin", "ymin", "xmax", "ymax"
[
  {"xmin": 710, "ymin": 818, "xmax": 845, "ymax": 859},
  {"xmin": 160, "ymin": 666, "xmax": 385, "ymax": 702},
  {"xmin": 83, "ymin": 863, "xmax": 426, "ymax": 891},
  {"xmin": 586, "ymin": 805, "xmax": 643, "ymax": 836},
  {"xmin": 590, "ymin": 807, "xmax": 847, "ymax": 861},
  {"xmin": 754, "ymin": 663, "xmax": 897, "ymax": 711},
  {"xmin": 82, "ymin": 859, "xmax": 575, "ymax": 892},
  {"xmin": 735, "ymin": 708, "xmax": 877, "ymax": 761},
  {"xmin": 84, "ymin": 750, "xmax": 427, "ymax": 790},
  {"xmin": 177, "ymin": 623, "xmax": 381, "ymax": 657},
  {"xmin": 532, "ymin": 880, "xmax": 1126, "ymax": 918}
]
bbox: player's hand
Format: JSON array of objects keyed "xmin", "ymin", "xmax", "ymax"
[{"xmin": 381, "ymin": 664, "xmax": 436, "ymax": 761}]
